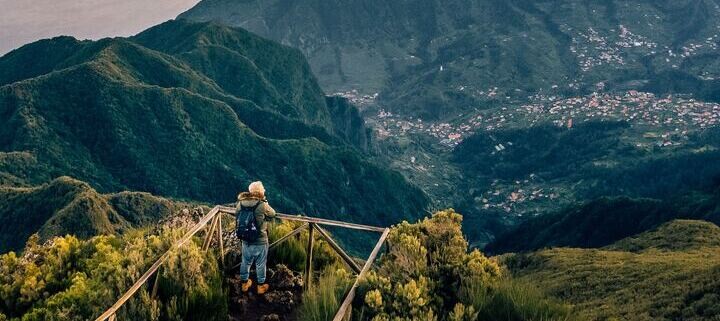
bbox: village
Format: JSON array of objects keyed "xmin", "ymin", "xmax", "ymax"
[
  {"xmin": 361, "ymin": 89, "xmax": 720, "ymax": 217},
  {"xmin": 368, "ymin": 90, "xmax": 720, "ymax": 149},
  {"xmin": 568, "ymin": 25, "xmax": 656, "ymax": 72},
  {"xmin": 471, "ymin": 174, "xmax": 563, "ymax": 216},
  {"xmin": 332, "ymin": 22, "xmax": 720, "ymax": 219},
  {"xmin": 567, "ymin": 23, "xmax": 720, "ymax": 73}
]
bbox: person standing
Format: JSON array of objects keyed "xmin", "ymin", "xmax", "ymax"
[{"xmin": 236, "ymin": 181, "xmax": 276, "ymax": 294}]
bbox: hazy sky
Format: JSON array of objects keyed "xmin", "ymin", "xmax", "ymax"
[{"xmin": 0, "ymin": 0, "xmax": 201, "ymax": 55}]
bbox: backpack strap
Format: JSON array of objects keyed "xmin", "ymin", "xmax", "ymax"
[{"xmin": 240, "ymin": 202, "xmax": 262, "ymax": 212}]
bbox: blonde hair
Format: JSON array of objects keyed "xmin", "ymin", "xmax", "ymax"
[{"xmin": 248, "ymin": 181, "xmax": 265, "ymax": 195}]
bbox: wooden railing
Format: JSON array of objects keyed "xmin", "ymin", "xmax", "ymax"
[{"xmin": 94, "ymin": 205, "xmax": 390, "ymax": 321}]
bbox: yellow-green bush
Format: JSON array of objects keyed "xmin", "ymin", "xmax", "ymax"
[
  {"xmin": 354, "ymin": 209, "xmax": 574, "ymax": 321},
  {"xmin": 0, "ymin": 228, "xmax": 225, "ymax": 321}
]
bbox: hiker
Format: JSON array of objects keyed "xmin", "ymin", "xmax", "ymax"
[{"xmin": 236, "ymin": 181, "xmax": 276, "ymax": 295}]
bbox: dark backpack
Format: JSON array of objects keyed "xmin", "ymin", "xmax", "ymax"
[{"xmin": 236, "ymin": 203, "xmax": 261, "ymax": 242}]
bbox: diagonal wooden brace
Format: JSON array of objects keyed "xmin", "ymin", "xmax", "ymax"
[{"xmin": 313, "ymin": 223, "xmax": 362, "ymax": 274}]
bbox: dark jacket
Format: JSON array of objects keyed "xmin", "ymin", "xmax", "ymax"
[{"xmin": 237, "ymin": 192, "xmax": 276, "ymax": 245}]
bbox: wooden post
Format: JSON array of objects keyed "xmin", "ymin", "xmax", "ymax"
[
  {"xmin": 203, "ymin": 215, "xmax": 219, "ymax": 251},
  {"xmin": 201, "ymin": 217, "xmax": 214, "ymax": 250},
  {"xmin": 304, "ymin": 224, "xmax": 315, "ymax": 290},
  {"xmin": 151, "ymin": 266, "xmax": 161, "ymax": 299},
  {"xmin": 217, "ymin": 217, "xmax": 225, "ymax": 267},
  {"xmin": 108, "ymin": 314, "xmax": 116, "ymax": 321}
]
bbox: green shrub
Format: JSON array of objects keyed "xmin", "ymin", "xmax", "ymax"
[
  {"xmin": 354, "ymin": 209, "xmax": 574, "ymax": 321},
  {"xmin": 0, "ymin": 228, "xmax": 226, "ymax": 321}
]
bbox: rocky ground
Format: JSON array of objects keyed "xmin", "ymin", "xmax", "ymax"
[{"xmin": 227, "ymin": 265, "xmax": 304, "ymax": 321}]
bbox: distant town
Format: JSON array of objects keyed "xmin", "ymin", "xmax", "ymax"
[{"xmin": 362, "ymin": 90, "xmax": 720, "ymax": 149}]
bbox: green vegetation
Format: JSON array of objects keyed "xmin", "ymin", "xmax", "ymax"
[
  {"xmin": 0, "ymin": 19, "xmax": 429, "ymax": 242},
  {"xmin": 298, "ymin": 267, "xmax": 352, "ymax": 321},
  {"xmin": 454, "ymin": 122, "xmax": 720, "ymax": 252},
  {"xmin": 266, "ymin": 220, "xmax": 340, "ymax": 273},
  {"xmin": 608, "ymin": 219, "xmax": 720, "ymax": 252},
  {"xmin": 351, "ymin": 209, "xmax": 574, "ymax": 321},
  {"xmin": 0, "ymin": 229, "xmax": 225, "ymax": 321},
  {"xmin": 4, "ymin": 3, "xmax": 720, "ymax": 319},
  {"xmin": 487, "ymin": 186, "xmax": 720, "ymax": 253},
  {"xmin": 454, "ymin": 122, "xmax": 720, "ymax": 202},
  {"xmin": 0, "ymin": 176, "xmax": 184, "ymax": 253},
  {"xmin": 504, "ymin": 220, "xmax": 720, "ymax": 321},
  {"xmin": 180, "ymin": 0, "xmax": 720, "ymax": 249}
]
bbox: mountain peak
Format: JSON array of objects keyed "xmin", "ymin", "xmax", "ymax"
[{"xmin": 0, "ymin": 20, "xmax": 429, "ymax": 247}]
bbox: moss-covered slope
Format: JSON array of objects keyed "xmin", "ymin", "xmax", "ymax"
[{"xmin": 505, "ymin": 219, "xmax": 720, "ymax": 321}]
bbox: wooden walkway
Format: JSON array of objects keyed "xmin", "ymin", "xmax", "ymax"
[{"xmin": 94, "ymin": 205, "xmax": 390, "ymax": 321}]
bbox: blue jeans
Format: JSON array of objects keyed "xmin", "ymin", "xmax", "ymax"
[{"xmin": 239, "ymin": 242, "xmax": 269, "ymax": 283}]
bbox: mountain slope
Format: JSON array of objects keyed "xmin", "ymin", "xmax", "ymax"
[
  {"xmin": 505, "ymin": 220, "xmax": 720, "ymax": 321},
  {"xmin": 0, "ymin": 19, "xmax": 429, "ymax": 233},
  {"xmin": 180, "ymin": 0, "xmax": 720, "ymax": 119},
  {"xmin": 486, "ymin": 186, "xmax": 720, "ymax": 254},
  {"xmin": 0, "ymin": 176, "xmax": 183, "ymax": 252},
  {"xmin": 179, "ymin": 0, "xmax": 720, "ymax": 244}
]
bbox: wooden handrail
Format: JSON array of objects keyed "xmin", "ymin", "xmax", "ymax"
[
  {"xmin": 305, "ymin": 224, "xmax": 315, "ymax": 290},
  {"xmin": 217, "ymin": 206, "xmax": 386, "ymax": 233},
  {"xmin": 227, "ymin": 223, "xmax": 309, "ymax": 271},
  {"xmin": 95, "ymin": 206, "xmax": 221, "ymax": 321},
  {"xmin": 333, "ymin": 228, "xmax": 391, "ymax": 321},
  {"xmin": 96, "ymin": 205, "xmax": 389, "ymax": 321}
]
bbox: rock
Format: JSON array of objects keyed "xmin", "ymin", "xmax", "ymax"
[
  {"xmin": 269, "ymin": 264, "xmax": 303, "ymax": 290},
  {"xmin": 260, "ymin": 314, "xmax": 280, "ymax": 321},
  {"xmin": 264, "ymin": 290, "xmax": 296, "ymax": 310}
]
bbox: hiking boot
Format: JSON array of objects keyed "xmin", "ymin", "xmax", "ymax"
[
  {"xmin": 257, "ymin": 283, "xmax": 269, "ymax": 295},
  {"xmin": 241, "ymin": 279, "xmax": 253, "ymax": 293}
]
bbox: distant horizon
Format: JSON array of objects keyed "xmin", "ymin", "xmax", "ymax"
[{"xmin": 0, "ymin": 0, "xmax": 201, "ymax": 55}]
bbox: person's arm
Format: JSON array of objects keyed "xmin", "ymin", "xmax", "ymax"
[{"xmin": 259, "ymin": 201, "xmax": 276, "ymax": 220}]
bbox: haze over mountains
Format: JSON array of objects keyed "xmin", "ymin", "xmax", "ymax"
[
  {"xmin": 181, "ymin": 0, "xmax": 720, "ymax": 118},
  {"xmin": 0, "ymin": 0, "xmax": 200, "ymax": 55}
]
